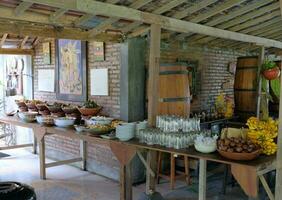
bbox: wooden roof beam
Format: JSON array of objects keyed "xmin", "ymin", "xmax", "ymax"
[
  {"xmin": 175, "ymin": 0, "xmax": 247, "ymax": 39},
  {"xmin": 0, "ymin": 48, "xmax": 34, "ymax": 55},
  {"xmin": 0, "ymin": 33, "xmax": 8, "ymax": 48},
  {"xmin": 21, "ymin": 0, "xmax": 282, "ymax": 49},
  {"xmin": 186, "ymin": 0, "xmax": 275, "ymax": 43},
  {"xmin": 32, "ymin": 37, "xmax": 40, "ymax": 48},
  {"xmin": 0, "ymin": 21, "xmax": 121, "ymax": 42},
  {"xmin": 14, "ymin": 2, "xmax": 33, "ymax": 16},
  {"xmin": 19, "ymin": 36, "xmax": 29, "ymax": 49},
  {"xmin": 74, "ymin": 14, "xmax": 93, "ymax": 26},
  {"xmin": 88, "ymin": 0, "xmax": 154, "ymax": 36},
  {"xmin": 49, "ymin": 8, "xmax": 68, "ymax": 22},
  {"xmin": 194, "ymin": 9, "xmax": 281, "ymax": 46}
]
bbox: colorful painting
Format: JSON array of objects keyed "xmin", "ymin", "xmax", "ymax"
[
  {"xmin": 55, "ymin": 39, "xmax": 87, "ymax": 102},
  {"xmin": 93, "ymin": 42, "xmax": 104, "ymax": 61}
]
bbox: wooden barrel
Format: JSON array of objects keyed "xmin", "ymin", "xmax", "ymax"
[
  {"xmin": 234, "ymin": 56, "xmax": 258, "ymax": 121},
  {"xmin": 158, "ymin": 63, "xmax": 191, "ymax": 117}
]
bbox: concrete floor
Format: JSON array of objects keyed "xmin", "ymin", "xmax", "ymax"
[{"xmin": 0, "ymin": 148, "xmax": 253, "ymax": 200}]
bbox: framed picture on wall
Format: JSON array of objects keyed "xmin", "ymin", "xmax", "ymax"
[
  {"xmin": 93, "ymin": 42, "xmax": 105, "ymax": 61},
  {"xmin": 42, "ymin": 42, "xmax": 51, "ymax": 65},
  {"xmin": 55, "ymin": 39, "xmax": 87, "ymax": 102}
]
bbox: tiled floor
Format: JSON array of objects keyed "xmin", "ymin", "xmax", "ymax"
[{"xmin": 0, "ymin": 148, "xmax": 254, "ymax": 200}]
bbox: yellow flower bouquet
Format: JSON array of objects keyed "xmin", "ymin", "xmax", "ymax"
[{"xmin": 246, "ymin": 117, "xmax": 278, "ymax": 155}]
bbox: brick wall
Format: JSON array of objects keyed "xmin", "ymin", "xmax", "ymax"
[
  {"xmin": 33, "ymin": 38, "xmax": 120, "ymax": 180},
  {"xmin": 159, "ymin": 43, "xmax": 247, "ymax": 112}
]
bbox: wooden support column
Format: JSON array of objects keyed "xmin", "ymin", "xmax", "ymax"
[
  {"xmin": 256, "ymin": 46, "xmax": 265, "ymax": 118},
  {"xmin": 148, "ymin": 24, "xmax": 161, "ymax": 126},
  {"xmin": 275, "ymin": 50, "xmax": 282, "ymax": 199}
]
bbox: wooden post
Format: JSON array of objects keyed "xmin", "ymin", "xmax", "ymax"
[
  {"xmin": 275, "ymin": 55, "xmax": 282, "ymax": 200},
  {"xmin": 148, "ymin": 24, "xmax": 161, "ymax": 126},
  {"xmin": 146, "ymin": 150, "xmax": 157, "ymax": 194},
  {"xmin": 256, "ymin": 46, "xmax": 265, "ymax": 118},
  {"xmin": 120, "ymin": 163, "xmax": 132, "ymax": 200}
]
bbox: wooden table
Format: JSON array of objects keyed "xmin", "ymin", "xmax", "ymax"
[{"xmin": 0, "ymin": 116, "xmax": 276, "ymax": 200}]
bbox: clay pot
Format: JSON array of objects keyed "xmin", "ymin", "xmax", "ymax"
[
  {"xmin": 77, "ymin": 107, "xmax": 102, "ymax": 116},
  {"xmin": 262, "ymin": 67, "xmax": 280, "ymax": 80}
]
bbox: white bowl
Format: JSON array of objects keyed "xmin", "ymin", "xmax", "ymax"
[
  {"xmin": 74, "ymin": 125, "xmax": 88, "ymax": 133},
  {"xmin": 86, "ymin": 116, "xmax": 113, "ymax": 125},
  {"xmin": 36, "ymin": 115, "xmax": 54, "ymax": 126},
  {"xmin": 18, "ymin": 112, "xmax": 38, "ymax": 122},
  {"xmin": 54, "ymin": 117, "xmax": 75, "ymax": 128},
  {"xmin": 194, "ymin": 142, "xmax": 217, "ymax": 153}
]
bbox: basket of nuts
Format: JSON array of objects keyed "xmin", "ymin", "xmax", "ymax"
[{"xmin": 217, "ymin": 137, "xmax": 261, "ymax": 161}]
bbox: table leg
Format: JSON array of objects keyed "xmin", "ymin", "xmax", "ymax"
[
  {"xmin": 33, "ymin": 135, "xmax": 37, "ymax": 154},
  {"xmin": 80, "ymin": 140, "xmax": 87, "ymax": 171},
  {"xmin": 146, "ymin": 150, "xmax": 157, "ymax": 194},
  {"xmin": 120, "ymin": 162, "xmax": 132, "ymax": 200},
  {"xmin": 39, "ymin": 136, "xmax": 46, "ymax": 180},
  {"xmin": 199, "ymin": 159, "xmax": 207, "ymax": 200}
]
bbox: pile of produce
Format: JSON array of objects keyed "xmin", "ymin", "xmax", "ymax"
[
  {"xmin": 217, "ymin": 137, "xmax": 259, "ymax": 153},
  {"xmin": 247, "ymin": 117, "xmax": 278, "ymax": 155}
]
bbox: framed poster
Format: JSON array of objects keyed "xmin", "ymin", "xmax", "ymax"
[
  {"xmin": 90, "ymin": 68, "xmax": 108, "ymax": 96},
  {"xmin": 55, "ymin": 39, "xmax": 87, "ymax": 102},
  {"xmin": 38, "ymin": 69, "xmax": 55, "ymax": 92},
  {"xmin": 42, "ymin": 42, "xmax": 51, "ymax": 65},
  {"xmin": 93, "ymin": 42, "xmax": 104, "ymax": 61}
]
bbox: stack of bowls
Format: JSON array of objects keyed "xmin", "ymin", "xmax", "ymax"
[
  {"xmin": 18, "ymin": 112, "xmax": 38, "ymax": 122},
  {"xmin": 116, "ymin": 123, "xmax": 136, "ymax": 141}
]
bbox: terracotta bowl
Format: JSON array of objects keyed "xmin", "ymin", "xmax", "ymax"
[
  {"xmin": 15, "ymin": 101, "xmax": 26, "ymax": 108},
  {"xmin": 36, "ymin": 104, "xmax": 48, "ymax": 111},
  {"xmin": 26, "ymin": 102, "xmax": 37, "ymax": 109},
  {"xmin": 51, "ymin": 112, "xmax": 65, "ymax": 118},
  {"xmin": 19, "ymin": 107, "xmax": 28, "ymax": 112},
  {"xmin": 62, "ymin": 106, "xmax": 79, "ymax": 114},
  {"xmin": 46, "ymin": 105, "xmax": 63, "ymax": 113},
  {"xmin": 77, "ymin": 107, "xmax": 102, "ymax": 116},
  {"xmin": 262, "ymin": 67, "xmax": 280, "ymax": 80},
  {"xmin": 217, "ymin": 149, "xmax": 261, "ymax": 161},
  {"xmin": 39, "ymin": 110, "xmax": 51, "ymax": 116}
]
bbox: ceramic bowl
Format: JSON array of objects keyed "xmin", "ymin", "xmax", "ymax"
[
  {"xmin": 77, "ymin": 107, "xmax": 102, "ymax": 116},
  {"xmin": 18, "ymin": 112, "xmax": 38, "ymax": 122},
  {"xmin": 54, "ymin": 117, "xmax": 76, "ymax": 128},
  {"xmin": 62, "ymin": 106, "xmax": 79, "ymax": 114},
  {"xmin": 46, "ymin": 104, "xmax": 63, "ymax": 113},
  {"xmin": 194, "ymin": 142, "xmax": 217, "ymax": 153},
  {"xmin": 36, "ymin": 104, "xmax": 48, "ymax": 111},
  {"xmin": 87, "ymin": 116, "xmax": 113, "ymax": 126},
  {"xmin": 36, "ymin": 115, "xmax": 54, "ymax": 126}
]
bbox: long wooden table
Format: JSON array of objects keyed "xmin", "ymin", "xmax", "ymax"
[{"xmin": 0, "ymin": 116, "xmax": 276, "ymax": 200}]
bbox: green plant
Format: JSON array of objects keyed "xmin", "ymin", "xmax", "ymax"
[
  {"xmin": 270, "ymin": 79, "xmax": 280, "ymax": 99},
  {"xmin": 83, "ymin": 100, "xmax": 98, "ymax": 108},
  {"xmin": 262, "ymin": 60, "xmax": 277, "ymax": 71}
]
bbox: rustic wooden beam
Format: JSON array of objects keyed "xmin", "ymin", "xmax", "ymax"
[
  {"xmin": 181, "ymin": 2, "xmax": 280, "ymax": 42},
  {"xmin": 0, "ymin": 22, "xmax": 121, "ymax": 42},
  {"xmin": 148, "ymin": 24, "xmax": 161, "ymax": 126},
  {"xmin": 74, "ymin": 14, "xmax": 93, "ymax": 26},
  {"xmin": 32, "ymin": 37, "xmax": 40, "ymax": 48},
  {"xmin": 88, "ymin": 0, "xmax": 153, "ymax": 36},
  {"xmin": 186, "ymin": 0, "xmax": 275, "ymax": 43},
  {"xmin": 0, "ymin": 33, "xmax": 8, "ymax": 48},
  {"xmin": 49, "ymin": 8, "xmax": 68, "ymax": 22},
  {"xmin": 19, "ymin": 36, "xmax": 29, "ymax": 49},
  {"xmin": 256, "ymin": 46, "xmax": 264, "ymax": 118},
  {"xmin": 14, "ymin": 2, "xmax": 33, "ymax": 16},
  {"xmin": 22, "ymin": 0, "xmax": 282, "ymax": 49},
  {"xmin": 0, "ymin": 48, "xmax": 34, "ymax": 55}
]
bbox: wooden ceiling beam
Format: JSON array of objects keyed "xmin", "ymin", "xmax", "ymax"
[
  {"xmin": 14, "ymin": 2, "xmax": 33, "ymax": 16},
  {"xmin": 32, "ymin": 37, "xmax": 40, "ymax": 48},
  {"xmin": 122, "ymin": 0, "xmax": 187, "ymax": 34},
  {"xmin": 0, "ymin": 48, "xmax": 34, "ymax": 55},
  {"xmin": 19, "ymin": 36, "xmax": 29, "ymax": 49},
  {"xmin": 49, "ymin": 8, "xmax": 68, "ymax": 22},
  {"xmin": 0, "ymin": 33, "xmax": 8, "ymax": 48},
  {"xmin": 21, "ymin": 0, "xmax": 282, "ymax": 49},
  {"xmin": 0, "ymin": 21, "xmax": 121, "ymax": 42},
  {"xmin": 195, "ymin": 9, "xmax": 281, "ymax": 46},
  {"xmin": 88, "ymin": 0, "xmax": 154, "ymax": 36},
  {"xmin": 186, "ymin": 0, "xmax": 275, "ymax": 43},
  {"xmin": 175, "ymin": 0, "xmax": 247, "ymax": 39}
]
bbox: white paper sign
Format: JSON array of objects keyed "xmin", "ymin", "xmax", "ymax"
[
  {"xmin": 90, "ymin": 68, "xmax": 108, "ymax": 96},
  {"xmin": 38, "ymin": 69, "xmax": 55, "ymax": 92}
]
